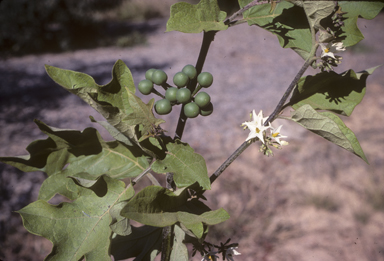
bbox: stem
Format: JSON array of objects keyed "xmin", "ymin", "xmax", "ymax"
[
  {"xmin": 160, "ymin": 173, "xmax": 176, "ymax": 261},
  {"xmin": 210, "ymin": 141, "xmax": 251, "ymax": 184},
  {"xmin": 161, "ymin": 226, "xmax": 173, "ymax": 261},
  {"xmin": 174, "ymin": 31, "xmax": 217, "ymax": 140},
  {"xmin": 264, "ymin": 58, "xmax": 314, "ymax": 125},
  {"xmin": 165, "ymin": 30, "xmax": 217, "ymax": 261}
]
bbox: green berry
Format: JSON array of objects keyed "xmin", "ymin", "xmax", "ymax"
[
  {"xmin": 165, "ymin": 87, "xmax": 178, "ymax": 102},
  {"xmin": 194, "ymin": 91, "xmax": 211, "ymax": 108},
  {"xmin": 176, "ymin": 88, "xmax": 192, "ymax": 104},
  {"xmin": 138, "ymin": 79, "xmax": 153, "ymax": 95},
  {"xmin": 184, "ymin": 102, "xmax": 200, "ymax": 118},
  {"xmin": 182, "ymin": 64, "xmax": 197, "ymax": 79},
  {"xmin": 173, "ymin": 72, "xmax": 189, "ymax": 88},
  {"xmin": 200, "ymin": 102, "xmax": 213, "ymax": 116},
  {"xmin": 152, "ymin": 69, "xmax": 168, "ymax": 85},
  {"xmin": 197, "ymin": 72, "xmax": 213, "ymax": 87},
  {"xmin": 145, "ymin": 68, "xmax": 156, "ymax": 81},
  {"xmin": 155, "ymin": 99, "xmax": 172, "ymax": 115}
]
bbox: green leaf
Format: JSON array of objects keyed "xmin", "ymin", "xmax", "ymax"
[
  {"xmin": 152, "ymin": 138, "xmax": 211, "ymax": 190},
  {"xmin": 289, "ymin": 66, "xmax": 380, "ymax": 116},
  {"xmin": 124, "ymin": 90, "xmax": 165, "ymax": 141},
  {"xmin": 45, "ymin": 59, "xmax": 134, "ymax": 116},
  {"xmin": 0, "ymin": 120, "xmax": 149, "ymax": 201},
  {"xmin": 110, "ymin": 225, "xmax": 162, "ymax": 261},
  {"xmin": 289, "ymin": 104, "xmax": 368, "ymax": 163},
  {"xmin": 170, "ymin": 225, "xmax": 189, "ymax": 261},
  {"xmin": 338, "ymin": 1, "xmax": 384, "ymax": 47},
  {"xmin": 17, "ymin": 175, "xmax": 129, "ymax": 261},
  {"xmin": 239, "ymin": 0, "xmax": 312, "ymax": 60},
  {"xmin": 166, "ymin": 0, "xmax": 228, "ymax": 33},
  {"xmin": 45, "ymin": 60, "xmax": 166, "ymax": 156},
  {"xmin": 240, "ymin": 1, "xmax": 384, "ymax": 60},
  {"xmin": 45, "ymin": 60, "xmax": 135, "ymax": 144},
  {"xmin": 120, "ymin": 185, "xmax": 229, "ymax": 239},
  {"xmin": 302, "ymin": 1, "xmax": 335, "ymax": 30},
  {"xmin": 90, "ymin": 116, "xmax": 133, "ymax": 146}
]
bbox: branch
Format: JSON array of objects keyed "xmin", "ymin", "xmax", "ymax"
[{"xmin": 174, "ymin": 31, "xmax": 217, "ymax": 140}]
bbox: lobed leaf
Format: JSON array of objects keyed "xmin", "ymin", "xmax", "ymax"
[
  {"xmin": 152, "ymin": 138, "xmax": 211, "ymax": 190},
  {"xmin": 166, "ymin": 0, "xmax": 228, "ymax": 33},
  {"xmin": 289, "ymin": 104, "xmax": 368, "ymax": 163},
  {"xmin": 239, "ymin": 0, "xmax": 312, "ymax": 60},
  {"xmin": 302, "ymin": 1, "xmax": 335, "ymax": 30},
  {"xmin": 17, "ymin": 175, "xmax": 132, "ymax": 261},
  {"xmin": 240, "ymin": 0, "xmax": 384, "ymax": 60},
  {"xmin": 338, "ymin": 1, "xmax": 384, "ymax": 47},
  {"xmin": 288, "ymin": 66, "xmax": 380, "ymax": 116},
  {"xmin": 120, "ymin": 185, "xmax": 229, "ymax": 239},
  {"xmin": 45, "ymin": 59, "xmax": 165, "ymax": 152},
  {"xmin": 0, "ymin": 120, "xmax": 149, "ymax": 201}
]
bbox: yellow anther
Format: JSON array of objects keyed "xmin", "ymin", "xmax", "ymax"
[
  {"xmin": 325, "ymin": 48, "xmax": 330, "ymax": 53},
  {"xmin": 272, "ymin": 132, "xmax": 279, "ymax": 137}
]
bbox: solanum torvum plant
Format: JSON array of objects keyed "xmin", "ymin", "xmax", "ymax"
[{"xmin": 1, "ymin": 0, "xmax": 383, "ymax": 260}]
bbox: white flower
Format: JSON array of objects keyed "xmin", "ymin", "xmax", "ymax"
[
  {"xmin": 224, "ymin": 247, "xmax": 241, "ymax": 261},
  {"xmin": 242, "ymin": 110, "xmax": 270, "ymax": 143},
  {"xmin": 201, "ymin": 251, "xmax": 219, "ymax": 261},
  {"xmin": 270, "ymin": 125, "xmax": 288, "ymax": 146},
  {"xmin": 320, "ymin": 42, "xmax": 346, "ymax": 59}
]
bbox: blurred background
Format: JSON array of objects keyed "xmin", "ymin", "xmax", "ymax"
[{"xmin": 0, "ymin": 0, "xmax": 383, "ymax": 260}]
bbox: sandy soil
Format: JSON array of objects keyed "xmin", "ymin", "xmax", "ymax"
[{"xmin": 0, "ymin": 11, "xmax": 383, "ymax": 261}]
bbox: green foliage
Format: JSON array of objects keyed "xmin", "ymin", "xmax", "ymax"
[
  {"xmin": 289, "ymin": 66, "xmax": 380, "ymax": 116},
  {"xmin": 17, "ymin": 175, "xmax": 133, "ymax": 261},
  {"xmin": 1, "ymin": 0, "xmax": 383, "ymax": 259},
  {"xmin": 152, "ymin": 138, "xmax": 211, "ymax": 190},
  {"xmin": 166, "ymin": 0, "xmax": 228, "ymax": 33},
  {"xmin": 239, "ymin": 0, "xmax": 384, "ymax": 60},
  {"xmin": 338, "ymin": 1, "xmax": 384, "ymax": 47},
  {"xmin": 45, "ymin": 60, "xmax": 165, "ymax": 153},
  {"xmin": 0, "ymin": 120, "xmax": 150, "ymax": 201},
  {"xmin": 289, "ymin": 104, "xmax": 368, "ymax": 163},
  {"xmin": 120, "ymin": 185, "xmax": 229, "ymax": 238}
]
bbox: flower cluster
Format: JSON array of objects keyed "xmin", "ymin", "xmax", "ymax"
[
  {"xmin": 318, "ymin": 41, "xmax": 346, "ymax": 72},
  {"xmin": 242, "ymin": 110, "xmax": 288, "ymax": 154}
]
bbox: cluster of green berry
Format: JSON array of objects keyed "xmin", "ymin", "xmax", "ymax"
[{"xmin": 137, "ymin": 64, "xmax": 214, "ymax": 118}]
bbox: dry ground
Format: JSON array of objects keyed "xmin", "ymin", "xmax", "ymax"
[{"xmin": 0, "ymin": 9, "xmax": 383, "ymax": 261}]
